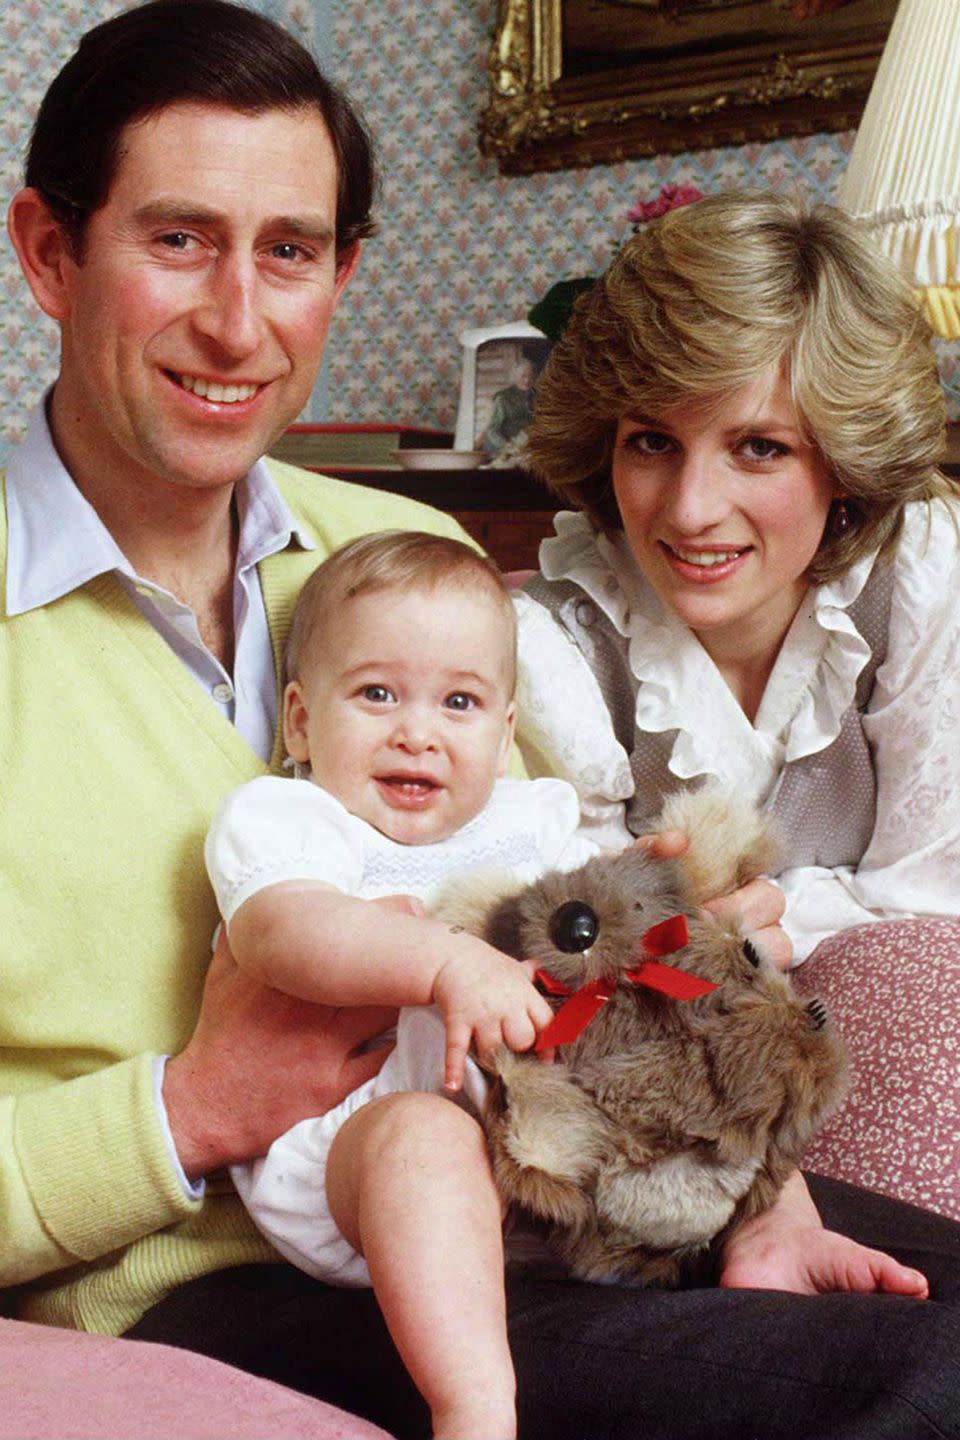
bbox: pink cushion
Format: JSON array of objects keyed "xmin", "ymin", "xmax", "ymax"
[
  {"xmin": 0, "ymin": 1319, "xmax": 392, "ymax": 1440},
  {"xmin": 793, "ymin": 919, "xmax": 960, "ymax": 1220}
]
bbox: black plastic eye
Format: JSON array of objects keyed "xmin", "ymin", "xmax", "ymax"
[
  {"xmin": 550, "ymin": 901, "xmax": 599, "ymax": 953},
  {"xmin": 742, "ymin": 939, "xmax": 762, "ymax": 969}
]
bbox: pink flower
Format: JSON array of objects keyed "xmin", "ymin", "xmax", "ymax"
[{"xmin": 626, "ymin": 184, "xmax": 704, "ymax": 227}]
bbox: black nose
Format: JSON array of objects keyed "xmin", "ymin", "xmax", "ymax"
[{"xmin": 550, "ymin": 901, "xmax": 599, "ymax": 953}]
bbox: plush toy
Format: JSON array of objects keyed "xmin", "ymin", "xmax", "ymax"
[{"xmin": 436, "ymin": 786, "xmax": 847, "ymax": 1288}]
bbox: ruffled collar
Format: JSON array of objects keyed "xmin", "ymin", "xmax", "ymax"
[{"xmin": 539, "ymin": 511, "xmax": 880, "ymax": 792}]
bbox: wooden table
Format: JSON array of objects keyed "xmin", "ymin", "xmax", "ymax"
[{"xmin": 324, "ymin": 465, "xmax": 556, "ymax": 572}]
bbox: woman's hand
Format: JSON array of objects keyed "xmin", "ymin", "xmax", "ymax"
[
  {"xmin": 719, "ymin": 1171, "xmax": 929, "ymax": 1298},
  {"xmin": 635, "ymin": 831, "xmax": 793, "ymax": 970},
  {"xmin": 703, "ymin": 876, "xmax": 792, "ymax": 971}
]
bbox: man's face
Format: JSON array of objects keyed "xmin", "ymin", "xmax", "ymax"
[{"xmin": 48, "ymin": 101, "xmax": 356, "ymax": 500}]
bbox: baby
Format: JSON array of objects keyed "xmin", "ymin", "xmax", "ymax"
[{"xmin": 204, "ymin": 530, "xmax": 602, "ymax": 1440}]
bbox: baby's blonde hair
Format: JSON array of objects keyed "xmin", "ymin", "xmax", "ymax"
[
  {"xmin": 285, "ymin": 530, "xmax": 518, "ymax": 689},
  {"xmin": 528, "ymin": 190, "xmax": 953, "ymax": 582}
]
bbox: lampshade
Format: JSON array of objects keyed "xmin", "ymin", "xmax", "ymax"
[{"xmin": 838, "ymin": 0, "xmax": 960, "ymax": 339}]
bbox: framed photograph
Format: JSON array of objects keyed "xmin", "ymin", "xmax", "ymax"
[
  {"xmin": 480, "ymin": 0, "xmax": 897, "ymax": 174},
  {"xmin": 453, "ymin": 323, "xmax": 552, "ymax": 457}
]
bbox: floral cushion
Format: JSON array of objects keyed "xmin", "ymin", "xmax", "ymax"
[{"xmin": 793, "ymin": 919, "xmax": 960, "ymax": 1220}]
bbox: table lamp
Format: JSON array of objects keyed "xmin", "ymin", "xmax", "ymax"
[{"xmin": 838, "ymin": 0, "xmax": 960, "ymax": 339}]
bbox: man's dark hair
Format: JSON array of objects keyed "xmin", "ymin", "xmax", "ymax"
[{"xmin": 24, "ymin": 0, "xmax": 376, "ymax": 262}]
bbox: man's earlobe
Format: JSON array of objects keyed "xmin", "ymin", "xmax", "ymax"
[
  {"xmin": 282, "ymin": 680, "xmax": 311, "ymax": 764},
  {"xmin": 7, "ymin": 188, "xmax": 77, "ymax": 322}
]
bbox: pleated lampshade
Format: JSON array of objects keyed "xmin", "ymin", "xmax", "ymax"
[{"xmin": 838, "ymin": 0, "xmax": 960, "ymax": 338}]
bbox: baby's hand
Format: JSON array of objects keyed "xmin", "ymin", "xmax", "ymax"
[{"xmin": 432, "ymin": 940, "xmax": 554, "ymax": 1091}]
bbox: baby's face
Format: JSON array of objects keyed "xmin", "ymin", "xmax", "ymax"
[{"xmin": 284, "ymin": 583, "xmax": 516, "ymax": 844}]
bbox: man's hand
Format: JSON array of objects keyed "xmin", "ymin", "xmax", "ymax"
[
  {"xmin": 720, "ymin": 1171, "xmax": 928, "ymax": 1298},
  {"xmin": 635, "ymin": 830, "xmax": 793, "ymax": 971},
  {"xmin": 163, "ymin": 925, "xmax": 399, "ymax": 1183},
  {"xmin": 432, "ymin": 942, "xmax": 554, "ymax": 1092}
]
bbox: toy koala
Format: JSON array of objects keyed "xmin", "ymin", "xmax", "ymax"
[{"xmin": 435, "ymin": 785, "xmax": 847, "ymax": 1288}]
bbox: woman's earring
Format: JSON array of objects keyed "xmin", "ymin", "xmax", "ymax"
[{"xmin": 833, "ymin": 499, "xmax": 851, "ymax": 535}]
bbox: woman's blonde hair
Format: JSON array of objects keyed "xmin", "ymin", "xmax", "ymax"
[
  {"xmin": 528, "ymin": 190, "xmax": 953, "ymax": 582},
  {"xmin": 285, "ymin": 530, "xmax": 517, "ymax": 688}
]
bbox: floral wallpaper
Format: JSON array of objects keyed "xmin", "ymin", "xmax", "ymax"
[{"xmin": 1, "ymin": 0, "xmax": 956, "ymax": 466}]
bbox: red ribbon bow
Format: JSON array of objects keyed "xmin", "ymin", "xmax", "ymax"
[{"xmin": 534, "ymin": 913, "xmax": 718, "ymax": 1051}]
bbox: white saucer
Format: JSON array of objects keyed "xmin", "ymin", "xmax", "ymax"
[{"xmin": 397, "ymin": 449, "xmax": 487, "ymax": 470}]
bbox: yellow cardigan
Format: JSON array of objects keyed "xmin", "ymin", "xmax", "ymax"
[{"xmin": 0, "ymin": 460, "xmax": 472, "ymax": 1335}]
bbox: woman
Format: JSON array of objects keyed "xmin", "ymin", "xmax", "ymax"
[
  {"xmin": 517, "ymin": 189, "xmax": 959, "ymax": 962},
  {"xmin": 511, "ymin": 188, "xmax": 960, "ymax": 1302}
]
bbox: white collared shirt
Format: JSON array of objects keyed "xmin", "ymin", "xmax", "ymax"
[{"xmin": 5, "ymin": 398, "xmax": 315, "ymax": 763}]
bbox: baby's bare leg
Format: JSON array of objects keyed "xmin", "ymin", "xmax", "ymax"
[{"xmin": 327, "ymin": 1091, "xmax": 516, "ymax": 1440}]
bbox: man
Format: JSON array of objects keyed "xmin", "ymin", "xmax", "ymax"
[
  {"xmin": 3, "ymin": 3, "xmax": 959, "ymax": 1437},
  {"xmin": 2, "ymin": 0, "xmax": 469, "ymax": 1362}
]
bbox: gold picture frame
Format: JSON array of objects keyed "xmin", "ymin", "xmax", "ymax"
[{"xmin": 480, "ymin": 0, "xmax": 897, "ymax": 174}]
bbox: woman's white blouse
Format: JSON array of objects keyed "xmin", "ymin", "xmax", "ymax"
[{"xmin": 515, "ymin": 499, "xmax": 960, "ymax": 960}]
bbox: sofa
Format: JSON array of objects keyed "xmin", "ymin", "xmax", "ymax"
[
  {"xmin": 794, "ymin": 917, "xmax": 960, "ymax": 1222},
  {"xmin": 4, "ymin": 917, "xmax": 957, "ymax": 1437}
]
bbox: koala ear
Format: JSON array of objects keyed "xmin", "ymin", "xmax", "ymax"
[
  {"xmin": 483, "ymin": 894, "xmax": 527, "ymax": 960},
  {"xmin": 432, "ymin": 868, "xmax": 525, "ymax": 940}
]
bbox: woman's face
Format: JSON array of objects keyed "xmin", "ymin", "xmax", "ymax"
[{"xmin": 611, "ymin": 370, "xmax": 837, "ymax": 670}]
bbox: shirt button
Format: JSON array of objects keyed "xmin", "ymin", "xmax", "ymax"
[{"xmin": 212, "ymin": 681, "xmax": 234, "ymax": 703}]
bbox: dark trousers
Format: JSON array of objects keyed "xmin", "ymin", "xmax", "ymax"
[{"xmin": 128, "ymin": 1174, "xmax": 960, "ymax": 1439}]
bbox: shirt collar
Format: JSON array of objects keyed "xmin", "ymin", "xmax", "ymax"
[{"xmin": 4, "ymin": 396, "xmax": 314, "ymax": 616}]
